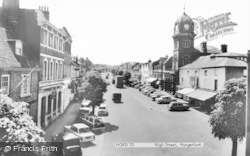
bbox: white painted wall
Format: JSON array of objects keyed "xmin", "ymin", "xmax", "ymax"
[{"xmin": 180, "ymin": 67, "xmax": 226, "ymax": 91}]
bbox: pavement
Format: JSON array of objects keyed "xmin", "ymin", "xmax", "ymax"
[{"xmin": 44, "ymin": 102, "xmax": 80, "ymax": 142}]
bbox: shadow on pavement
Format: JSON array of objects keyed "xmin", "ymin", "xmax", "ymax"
[
  {"xmin": 104, "ymin": 122, "xmax": 119, "ymax": 133},
  {"xmin": 113, "ymin": 101, "xmax": 124, "ymax": 104},
  {"xmin": 192, "ymin": 107, "xmax": 211, "ymax": 115}
]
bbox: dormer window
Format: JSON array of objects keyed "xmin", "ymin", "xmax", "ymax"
[
  {"xmin": 7, "ymin": 40, "xmax": 23, "ymax": 55},
  {"xmin": 15, "ymin": 40, "xmax": 23, "ymax": 55}
]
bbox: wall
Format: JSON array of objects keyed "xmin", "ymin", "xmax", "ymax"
[
  {"xmin": 225, "ymin": 67, "xmax": 245, "ymax": 81},
  {"xmin": 18, "ymin": 9, "xmax": 40, "ymax": 64},
  {"xmin": 9, "ymin": 71, "xmax": 39, "ymax": 102},
  {"xmin": 180, "ymin": 67, "xmax": 226, "ymax": 91},
  {"xmin": 3, "ymin": 70, "xmax": 39, "ymax": 123}
]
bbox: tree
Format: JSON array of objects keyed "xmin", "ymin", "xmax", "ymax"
[
  {"xmin": 0, "ymin": 94, "xmax": 45, "ymax": 156},
  {"xmin": 209, "ymin": 77, "xmax": 246, "ymax": 156},
  {"xmin": 123, "ymin": 71, "xmax": 131, "ymax": 85},
  {"xmin": 80, "ymin": 70, "xmax": 107, "ymax": 115},
  {"xmin": 118, "ymin": 70, "xmax": 123, "ymax": 76}
]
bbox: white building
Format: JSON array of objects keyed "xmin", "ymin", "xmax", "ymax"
[
  {"xmin": 178, "ymin": 52, "xmax": 247, "ymax": 106},
  {"xmin": 140, "ymin": 60, "xmax": 152, "ymax": 84}
]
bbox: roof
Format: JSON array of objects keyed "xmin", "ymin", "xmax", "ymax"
[
  {"xmin": 175, "ymin": 13, "xmax": 193, "ymax": 25},
  {"xmin": 176, "ymin": 88, "xmax": 195, "ymax": 95},
  {"xmin": 73, "ymin": 123, "xmax": 89, "ymax": 129},
  {"xmin": 164, "ymin": 57, "xmax": 173, "ymax": 70},
  {"xmin": 195, "ymin": 45, "xmax": 222, "ymax": 54},
  {"xmin": 63, "ymin": 132, "xmax": 79, "ymax": 140},
  {"xmin": 0, "ymin": 28, "xmax": 21, "ymax": 68},
  {"xmin": 185, "ymin": 89, "xmax": 217, "ymax": 101},
  {"xmin": 146, "ymin": 77, "xmax": 158, "ymax": 83},
  {"xmin": 180, "ymin": 53, "xmax": 247, "ymax": 69}
]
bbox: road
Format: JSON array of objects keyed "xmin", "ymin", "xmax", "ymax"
[{"xmin": 96, "ymin": 74, "xmax": 245, "ymax": 156}]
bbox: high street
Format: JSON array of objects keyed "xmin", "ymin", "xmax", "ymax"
[{"xmin": 90, "ymin": 74, "xmax": 245, "ymax": 156}]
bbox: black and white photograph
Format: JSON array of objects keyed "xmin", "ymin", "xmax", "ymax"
[{"xmin": 0, "ymin": 0, "xmax": 249, "ymax": 156}]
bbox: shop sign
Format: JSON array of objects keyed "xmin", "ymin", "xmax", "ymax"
[{"xmin": 193, "ymin": 12, "xmax": 237, "ymax": 41}]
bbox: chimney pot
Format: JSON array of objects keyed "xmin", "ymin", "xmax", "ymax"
[
  {"xmin": 201, "ymin": 42, "xmax": 207, "ymax": 55},
  {"xmin": 221, "ymin": 44, "xmax": 228, "ymax": 53}
]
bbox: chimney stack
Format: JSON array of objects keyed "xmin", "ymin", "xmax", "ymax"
[
  {"xmin": 42, "ymin": 6, "xmax": 50, "ymax": 21},
  {"xmin": 221, "ymin": 44, "xmax": 228, "ymax": 53},
  {"xmin": 201, "ymin": 42, "xmax": 207, "ymax": 55}
]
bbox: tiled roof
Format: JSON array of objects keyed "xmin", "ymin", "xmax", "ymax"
[
  {"xmin": 180, "ymin": 53, "xmax": 247, "ymax": 69},
  {"xmin": 164, "ymin": 57, "xmax": 173, "ymax": 70},
  {"xmin": 0, "ymin": 28, "xmax": 21, "ymax": 68},
  {"xmin": 195, "ymin": 45, "xmax": 222, "ymax": 54}
]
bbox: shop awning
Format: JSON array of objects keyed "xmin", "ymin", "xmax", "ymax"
[
  {"xmin": 186, "ymin": 89, "xmax": 218, "ymax": 101},
  {"xmin": 176, "ymin": 88, "xmax": 195, "ymax": 95},
  {"xmin": 146, "ymin": 77, "xmax": 157, "ymax": 83}
]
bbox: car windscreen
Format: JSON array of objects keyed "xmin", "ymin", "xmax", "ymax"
[
  {"xmin": 64, "ymin": 138, "xmax": 80, "ymax": 147},
  {"xmin": 79, "ymin": 128, "xmax": 90, "ymax": 133}
]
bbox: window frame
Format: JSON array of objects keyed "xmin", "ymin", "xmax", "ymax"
[
  {"xmin": 50, "ymin": 61, "xmax": 54, "ymax": 80},
  {"xmin": 204, "ymin": 70, "xmax": 207, "ymax": 76},
  {"xmin": 1, "ymin": 75, "xmax": 10, "ymax": 95},
  {"xmin": 20, "ymin": 74, "xmax": 31, "ymax": 98},
  {"xmin": 214, "ymin": 69, "xmax": 218, "ymax": 76},
  {"xmin": 43, "ymin": 60, "xmax": 48, "ymax": 81}
]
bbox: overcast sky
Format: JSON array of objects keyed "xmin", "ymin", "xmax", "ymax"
[{"xmin": 1, "ymin": 0, "xmax": 250, "ymax": 65}]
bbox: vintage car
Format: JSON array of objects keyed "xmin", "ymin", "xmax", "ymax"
[
  {"xmin": 80, "ymin": 115, "xmax": 105, "ymax": 132},
  {"xmin": 168, "ymin": 102, "xmax": 190, "ymax": 111},
  {"xmin": 151, "ymin": 93, "xmax": 164, "ymax": 101},
  {"xmin": 64, "ymin": 123, "xmax": 95, "ymax": 142},
  {"xmin": 155, "ymin": 96, "xmax": 177, "ymax": 104},
  {"xmin": 113, "ymin": 93, "xmax": 121, "ymax": 103},
  {"xmin": 98, "ymin": 104, "xmax": 109, "ymax": 116},
  {"xmin": 52, "ymin": 132, "xmax": 83, "ymax": 156}
]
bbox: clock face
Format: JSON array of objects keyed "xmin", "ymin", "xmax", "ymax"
[{"xmin": 184, "ymin": 24, "xmax": 190, "ymax": 30}]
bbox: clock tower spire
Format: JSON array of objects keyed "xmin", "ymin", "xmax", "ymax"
[{"xmin": 172, "ymin": 12, "xmax": 196, "ymax": 71}]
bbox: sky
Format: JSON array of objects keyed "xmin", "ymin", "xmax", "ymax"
[{"xmin": 1, "ymin": 0, "xmax": 250, "ymax": 65}]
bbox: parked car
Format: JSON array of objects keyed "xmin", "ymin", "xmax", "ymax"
[
  {"xmin": 168, "ymin": 102, "xmax": 190, "ymax": 111},
  {"xmin": 143, "ymin": 88, "xmax": 155, "ymax": 95},
  {"xmin": 155, "ymin": 96, "xmax": 176, "ymax": 104},
  {"xmin": 80, "ymin": 115, "xmax": 105, "ymax": 132},
  {"xmin": 81, "ymin": 99, "xmax": 91, "ymax": 107},
  {"xmin": 151, "ymin": 93, "xmax": 164, "ymax": 101},
  {"xmin": 64, "ymin": 123, "xmax": 95, "ymax": 142},
  {"xmin": 141, "ymin": 86, "xmax": 153, "ymax": 94},
  {"xmin": 134, "ymin": 84, "xmax": 140, "ymax": 89},
  {"xmin": 52, "ymin": 132, "xmax": 82, "ymax": 156},
  {"xmin": 149, "ymin": 91, "xmax": 162, "ymax": 97},
  {"xmin": 98, "ymin": 104, "xmax": 109, "ymax": 116},
  {"xmin": 145, "ymin": 89, "xmax": 156, "ymax": 96},
  {"xmin": 139, "ymin": 85, "xmax": 148, "ymax": 91}
]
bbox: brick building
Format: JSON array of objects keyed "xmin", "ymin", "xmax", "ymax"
[
  {"xmin": 0, "ymin": 27, "xmax": 40, "ymax": 123},
  {"xmin": 0, "ymin": 0, "xmax": 73, "ymax": 128}
]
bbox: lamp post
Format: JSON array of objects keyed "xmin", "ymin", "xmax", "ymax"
[{"xmin": 247, "ymin": 50, "xmax": 250, "ymax": 156}]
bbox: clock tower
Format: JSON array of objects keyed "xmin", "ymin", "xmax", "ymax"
[{"xmin": 172, "ymin": 12, "xmax": 196, "ymax": 71}]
